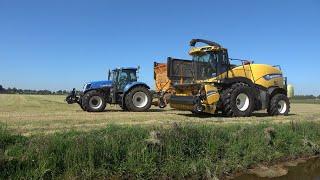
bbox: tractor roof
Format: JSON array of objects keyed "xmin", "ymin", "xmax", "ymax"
[{"xmin": 113, "ymin": 67, "xmax": 138, "ymax": 71}]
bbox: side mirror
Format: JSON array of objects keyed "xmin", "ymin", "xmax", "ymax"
[
  {"xmin": 108, "ymin": 70, "xmax": 111, "ymax": 80},
  {"xmin": 137, "ymin": 66, "xmax": 140, "ymax": 79}
]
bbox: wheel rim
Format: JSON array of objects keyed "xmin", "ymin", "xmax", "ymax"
[
  {"xmin": 89, "ymin": 96, "xmax": 103, "ymax": 110},
  {"xmin": 132, "ymin": 92, "xmax": 148, "ymax": 108},
  {"xmin": 277, "ymin": 100, "xmax": 287, "ymax": 114},
  {"xmin": 236, "ymin": 93, "xmax": 250, "ymax": 111}
]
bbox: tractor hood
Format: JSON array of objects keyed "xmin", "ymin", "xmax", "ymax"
[{"xmin": 83, "ymin": 80, "xmax": 113, "ymax": 91}]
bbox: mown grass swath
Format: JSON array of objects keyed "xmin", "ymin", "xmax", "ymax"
[{"xmin": 1, "ymin": 122, "xmax": 320, "ymax": 179}]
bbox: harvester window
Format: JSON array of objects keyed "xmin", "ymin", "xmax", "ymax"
[{"xmin": 192, "ymin": 53, "xmax": 218, "ymax": 80}]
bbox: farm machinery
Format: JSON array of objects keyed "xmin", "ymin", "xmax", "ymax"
[
  {"xmin": 66, "ymin": 38, "xmax": 293, "ymax": 117},
  {"xmin": 168, "ymin": 39, "xmax": 294, "ymax": 117},
  {"xmin": 66, "ymin": 67, "xmax": 157, "ymax": 112}
]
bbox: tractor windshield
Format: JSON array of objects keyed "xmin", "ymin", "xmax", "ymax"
[
  {"xmin": 118, "ymin": 70, "xmax": 137, "ymax": 82},
  {"xmin": 192, "ymin": 53, "xmax": 218, "ymax": 80}
]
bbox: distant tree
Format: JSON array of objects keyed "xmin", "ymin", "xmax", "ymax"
[
  {"xmin": 0, "ymin": 85, "xmax": 4, "ymax": 93},
  {"xmin": 12, "ymin": 87, "xmax": 18, "ymax": 94},
  {"xmin": 17, "ymin": 89, "xmax": 23, "ymax": 94},
  {"xmin": 56, "ymin": 90, "xmax": 63, "ymax": 95},
  {"xmin": 293, "ymin": 95, "xmax": 316, "ymax": 100}
]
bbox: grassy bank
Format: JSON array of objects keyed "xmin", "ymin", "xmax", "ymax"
[{"xmin": 1, "ymin": 122, "xmax": 320, "ymax": 179}]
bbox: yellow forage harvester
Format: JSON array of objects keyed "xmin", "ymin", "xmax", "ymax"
[{"xmin": 169, "ymin": 39, "xmax": 293, "ymax": 117}]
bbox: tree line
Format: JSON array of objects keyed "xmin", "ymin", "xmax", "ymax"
[
  {"xmin": 292, "ymin": 95, "xmax": 320, "ymax": 100},
  {"xmin": 0, "ymin": 85, "xmax": 69, "ymax": 95}
]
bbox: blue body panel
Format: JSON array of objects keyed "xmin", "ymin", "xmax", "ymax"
[
  {"xmin": 84, "ymin": 80, "xmax": 113, "ymax": 92},
  {"xmin": 123, "ymin": 82, "xmax": 150, "ymax": 93}
]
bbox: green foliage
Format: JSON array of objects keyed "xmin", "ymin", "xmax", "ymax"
[
  {"xmin": 1, "ymin": 122, "xmax": 320, "ymax": 179},
  {"xmin": 0, "ymin": 85, "xmax": 69, "ymax": 95},
  {"xmin": 293, "ymin": 95, "xmax": 318, "ymax": 100}
]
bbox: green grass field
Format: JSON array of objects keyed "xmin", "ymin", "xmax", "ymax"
[
  {"xmin": 1, "ymin": 94, "xmax": 320, "ymax": 179},
  {"xmin": 0, "ymin": 94, "xmax": 320, "ymax": 135},
  {"xmin": 291, "ymin": 98, "xmax": 320, "ymax": 104}
]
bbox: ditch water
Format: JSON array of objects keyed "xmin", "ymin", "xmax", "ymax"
[{"xmin": 234, "ymin": 157, "xmax": 320, "ymax": 180}]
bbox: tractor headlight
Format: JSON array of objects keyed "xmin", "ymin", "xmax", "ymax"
[{"xmin": 263, "ymin": 74, "xmax": 282, "ymax": 81}]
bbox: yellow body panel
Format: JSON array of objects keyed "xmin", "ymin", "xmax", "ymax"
[
  {"xmin": 203, "ymin": 84, "xmax": 219, "ymax": 104},
  {"xmin": 202, "ymin": 64, "xmax": 284, "ymax": 89}
]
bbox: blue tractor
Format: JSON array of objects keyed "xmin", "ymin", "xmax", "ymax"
[{"xmin": 66, "ymin": 67, "xmax": 152, "ymax": 112}]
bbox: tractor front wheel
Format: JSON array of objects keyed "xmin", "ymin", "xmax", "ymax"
[
  {"xmin": 125, "ymin": 86, "xmax": 152, "ymax": 112},
  {"xmin": 82, "ymin": 90, "xmax": 107, "ymax": 112}
]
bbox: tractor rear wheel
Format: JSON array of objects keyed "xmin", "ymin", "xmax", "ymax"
[
  {"xmin": 220, "ymin": 83, "xmax": 255, "ymax": 117},
  {"xmin": 267, "ymin": 94, "xmax": 290, "ymax": 116},
  {"xmin": 125, "ymin": 86, "xmax": 152, "ymax": 112},
  {"xmin": 79, "ymin": 98, "xmax": 87, "ymax": 111},
  {"xmin": 82, "ymin": 90, "xmax": 107, "ymax": 112},
  {"xmin": 120, "ymin": 103, "xmax": 128, "ymax": 111}
]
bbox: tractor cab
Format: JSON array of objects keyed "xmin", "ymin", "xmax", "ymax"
[{"xmin": 108, "ymin": 67, "xmax": 138, "ymax": 91}]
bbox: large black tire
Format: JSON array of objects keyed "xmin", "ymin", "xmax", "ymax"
[
  {"xmin": 82, "ymin": 90, "xmax": 107, "ymax": 112},
  {"xmin": 267, "ymin": 94, "xmax": 290, "ymax": 116},
  {"xmin": 120, "ymin": 103, "xmax": 128, "ymax": 111},
  {"xmin": 220, "ymin": 83, "xmax": 255, "ymax": 117},
  {"xmin": 125, "ymin": 86, "xmax": 152, "ymax": 112},
  {"xmin": 78, "ymin": 98, "xmax": 87, "ymax": 111}
]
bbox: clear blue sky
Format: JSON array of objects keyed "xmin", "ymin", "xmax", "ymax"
[{"xmin": 0, "ymin": 0, "xmax": 319, "ymax": 95}]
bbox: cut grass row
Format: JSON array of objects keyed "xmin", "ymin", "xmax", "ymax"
[{"xmin": 1, "ymin": 121, "xmax": 320, "ymax": 179}]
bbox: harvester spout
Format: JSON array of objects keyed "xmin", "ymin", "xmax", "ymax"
[{"xmin": 189, "ymin": 39, "xmax": 222, "ymax": 47}]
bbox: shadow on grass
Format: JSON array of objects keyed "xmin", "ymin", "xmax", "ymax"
[
  {"xmin": 251, "ymin": 113, "xmax": 297, "ymax": 117},
  {"xmin": 176, "ymin": 112, "xmax": 297, "ymax": 119},
  {"xmin": 176, "ymin": 113, "xmax": 222, "ymax": 119},
  {"xmin": 76, "ymin": 109, "xmax": 167, "ymax": 113}
]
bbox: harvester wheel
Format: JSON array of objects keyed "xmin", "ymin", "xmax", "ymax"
[
  {"xmin": 82, "ymin": 90, "xmax": 107, "ymax": 112},
  {"xmin": 125, "ymin": 86, "xmax": 152, "ymax": 112},
  {"xmin": 268, "ymin": 94, "xmax": 290, "ymax": 116},
  {"xmin": 221, "ymin": 83, "xmax": 255, "ymax": 117}
]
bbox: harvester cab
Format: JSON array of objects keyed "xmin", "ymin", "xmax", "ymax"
[{"xmin": 169, "ymin": 39, "xmax": 293, "ymax": 117}]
